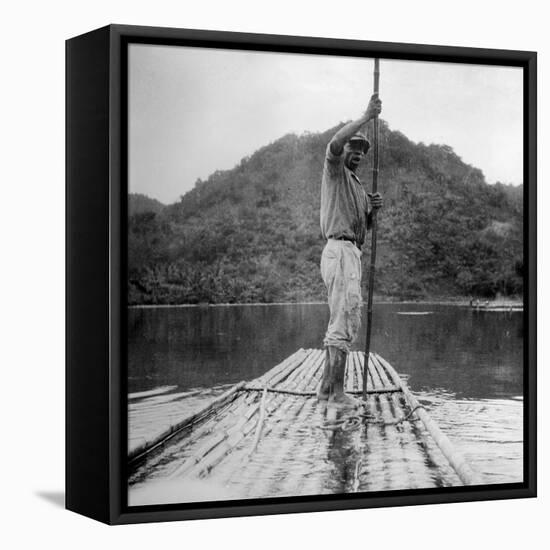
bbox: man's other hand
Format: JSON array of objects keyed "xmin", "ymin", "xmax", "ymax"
[{"xmin": 368, "ymin": 192, "xmax": 383, "ymax": 210}]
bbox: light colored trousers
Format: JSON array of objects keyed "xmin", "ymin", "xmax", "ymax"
[{"xmin": 320, "ymin": 239, "xmax": 362, "ymax": 353}]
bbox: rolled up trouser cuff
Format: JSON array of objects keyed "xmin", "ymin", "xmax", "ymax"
[
  {"xmin": 320, "ymin": 239, "xmax": 362, "ymax": 353},
  {"xmin": 323, "ymin": 339, "xmax": 351, "ymax": 354}
]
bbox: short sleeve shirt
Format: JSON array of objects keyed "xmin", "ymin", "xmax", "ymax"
[{"xmin": 320, "ymin": 143, "xmax": 369, "ymax": 247}]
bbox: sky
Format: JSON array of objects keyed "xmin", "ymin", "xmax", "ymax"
[{"xmin": 129, "ymin": 44, "xmax": 523, "ymax": 204}]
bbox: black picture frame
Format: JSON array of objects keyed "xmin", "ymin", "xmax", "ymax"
[{"xmin": 66, "ymin": 24, "xmax": 537, "ymax": 525}]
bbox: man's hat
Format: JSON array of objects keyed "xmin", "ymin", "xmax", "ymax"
[{"xmin": 348, "ymin": 132, "xmax": 370, "ymax": 153}]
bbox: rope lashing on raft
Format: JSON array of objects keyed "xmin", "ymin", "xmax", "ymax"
[
  {"xmin": 240, "ymin": 386, "xmax": 402, "ymax": 397},
  {"xmin": 318, "ymin": 404, "xmax": 427, "ymax": 432},
  {"xmin": 240, "ymin": 385, "xmax": 426, "ymax": 433}
]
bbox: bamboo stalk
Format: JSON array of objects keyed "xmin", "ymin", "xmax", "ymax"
[
  {"xmin": 368, "ymin": 354, "xmax": 395, "ymax": 424},
  {"xmin": 371, "ymin": 354, "xmax": 408, "ymax": 420},
  {"xmin": 248, "ymin": 386, "xmax": 268, "ymax": 456},
  {"xmin": 309, "ymin": 349, "xmax": 328, "ymax": 390},
  {"xmin": 368, "ymin": 353, "xmax": 384, "ymax": 391},
  {"xmin": 375, "ymin": 356, "xmax": 461, "ymax": 486},
  {"xmin": 171, "ymin": 401, "xmax": 256, "ymax": 479},
  {"xmin": 131, "ymin": 350, "xmax": 311, "ymax": 470},
  {"xmin": 254, "ymin": 351, "xmax": 325, "ymax": 495},
  {"xmin": 128, "ymin": 385, "xmax": 177, "ymax": 400},
  {"xmin": 242, "ymin": 350, "xmax": 317, "ymax": 397},
  {"xmin": 350, "ymin": 351, "xmax": 361, "ymax": 391},
  {"xmin": 351, "ymin": 352, "xmax": 382, "ymax": 491},
  {"xmin": 370, "ymin": 354, "xmax": 407, "ymax": 489},
  {"xmin": 274, "ymin": 396, "xmax": 320, "ymax": 497},
  {"xmin": 351, "ymin": 352, "xmax": 359, "ymax": 392},
  {"xmin": 261, "ymin": 348, "xmax": 311, "ymax": 388},
  {"xmin": 371, "ymin": 354, "xmax": 427, "ymax": 489},
  {"xmin": 366, "ymin": 353, "xmax": 382, "ymax": 390},
  {"xmin": 198, "ymin": 353, "xmax": 323, "ymax": 479},
  {"xmin": 376, "ymin": 353, "xmax": 458, "ymax": 485},
  {"xmin": 258, "ymin": 350, "xmax": 324, "ymax": 428},
  {"xmin": 168, "ymin": 351, "xmax": 311, "ymax": 478},
  {"xmin": 177, "ymin": 350, "xmax": 321, "ymax": 480},
  {"xmin": 372, "ymin": 356, "xmax": 446, "ymax": 471},
  {"xmin": 278, "ymin": 349, "xmax": 321, "ymax": 389},
  {"xmin": 256, "ymin": 348, "xmax": 308, "ymax": 386},
  {"xmin": 363, "ymin": 58, "xmax": 381, "ymax": 400},
  {"xmin": 128, "ymin": 380, "xmax": 246, "ymax": 464},
  {"xmin": 129, "ymin": 397, "xmax": 204, "ymax": 419},
  {"xmin": 375, "ymin": 353, "xmax": 481, "ymax": 486},
  {"xmin": 129, "ymin": 388, "xmax": 204, "ymax": 409},
  {"xmin": 231, "ymin": 351, "xmax": 325, "ymax": 493},
  {"xmin": 350, "ymin": 351, "xmax": 363, "ymax": 391},
  {"xmin": 345, "ymin": 354, "xmax": 355, "ymax": 393}
]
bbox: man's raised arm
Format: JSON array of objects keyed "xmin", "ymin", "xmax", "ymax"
[{"xmin": 328, "ymin": 94, "xmax": 382, "ymax": 156}]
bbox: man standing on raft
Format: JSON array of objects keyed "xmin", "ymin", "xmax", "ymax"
[{"xmin": 318, "ymin": 94, "xmax": 383, "ymax": 409}]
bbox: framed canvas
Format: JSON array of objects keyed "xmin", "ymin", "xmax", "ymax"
[{"xmin": 66, "ymin": 24, "xmax": 537, "ymax": 525}]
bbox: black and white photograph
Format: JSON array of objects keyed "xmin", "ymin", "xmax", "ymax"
[
  {"xmin": 5, "ymin": 0, "xmax": 549, "ymax": 543},
  {"xmin": 126, "ymin": 42, "xmax": 526, "ymax": 507}
]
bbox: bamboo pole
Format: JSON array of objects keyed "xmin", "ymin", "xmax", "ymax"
[
  {"xmin": 350, "ymin": 351, "xmax": 363, "ymax": 393},
  {"xmin": 258, "ymin": 350, "xmax": 324, "ymax": 427},
  {"xmin": 255, "ymin": 348, "xmax": 308, "ymax": 386},
  {"xmin": 371, "ymin": 354, "xmax": 408, "ymax": 420},
  {"xmin": 173, "ymin": 350, "xmax": 321, "ymax": 480},
  {"xmin": 232, "ymin": 351, "xmax": 327, "ymax": 494},
  {"xmin": 351, "ymin": 352, "xmax": 382, "ymax": 492},
  {"xmin": 248, "ymin": 386, "xmax": 268, "ymax": 456},
  {"xmin": 131, "ymin": 349, "xmax": 311, "ymax": 467},
  {"xmin": 250, "ymin": 352, "xmax": 325, "ymax": 495},
  {"xmin": 371, "ymin": 354, "xmax": 409, "ymax": 489},
  {"xmin": 128, "ymin": 380, "xmax": 246, "ymax": 465},
  {"xmin": 368, "ymin": 355, "xmax": 398, "ymax": 486},
  {"xmin": 376, "ymin": 355, "xmax": 457, "ymax": 486},
  {"xmin": 128, "ymin": 385, "xmax": 177, "ymax": 400},
  {"xmin": 363, "ymin": 58, "xmax": 381, "ymax": 401},
  {"xmin": 345, "ymin": 354, "xmax": 355, "ymax": 394},
  {"xmin": 375, "ymin": 353, "xmax": 481, "ymax": 486},
  {"xmin": 369, "ymin": 355, "xmax": 395, "ymax": 420},
  {"xmin": 167, "ymin": 350, "xmax": 313, "ymax": 478},
  {"xmin": 371, "ymin": 354, "xmax": 426, "ymax": 489},
  {"xmin": 129, "ymin": 388, "xmax": 204, "ymax": 409},
  {"xmin": 350, "ymin": 350, "xmax": 364, "ymax": 391},
  {"xmin": 194, "ymin": 350, "xmax": 324, "ymax": 479}
]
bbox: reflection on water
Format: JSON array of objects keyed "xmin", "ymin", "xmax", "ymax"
[
  {"xmin": 128, "ymin": 303, "xmax": 524, "ymax": 491},
  {"xmin": 420, "ymin": 392, "xmax": 523, "ymax": 483}
]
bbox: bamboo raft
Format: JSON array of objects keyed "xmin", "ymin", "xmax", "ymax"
[
  {"xmin": 472, "ymin": 305, "xmax": 523, "ymax": 312},
  {"xmin": 469, "ymin": 301, "xmax": 523, "ymax": 312},
  {"xmin": 128, "ymin": 349, "xmax": 480, "ymax": 504}
]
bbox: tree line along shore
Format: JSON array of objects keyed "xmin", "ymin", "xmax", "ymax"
[{"xmin": 128, "ymin": 121, "xmax": 523, "ymax": 307}]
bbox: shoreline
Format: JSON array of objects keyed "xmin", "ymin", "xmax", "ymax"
[{"xmin": 128, "ymin": 298, "xmax": 524, "ymax": 309}]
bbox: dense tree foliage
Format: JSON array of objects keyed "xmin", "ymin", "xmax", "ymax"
[
  {"xmin": 127, "ymin": 122, "xmax": 523, "ymax": 305},
  {"xmin": 129, "ymin": 193, "xmax": 165, "ymax": 215}
]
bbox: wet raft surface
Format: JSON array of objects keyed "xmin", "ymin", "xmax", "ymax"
[{"xmin": 129, "ymin": 349, "xmax": 465, "ymax": 505}]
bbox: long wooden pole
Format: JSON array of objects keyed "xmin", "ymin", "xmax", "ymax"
[
  {"xmin": 363, "ymin": 58, "xmax": 380, "ymax": 400},
  {"xmin": 376, "ymin": 353, "xmax": 481, "ymax": 485}
]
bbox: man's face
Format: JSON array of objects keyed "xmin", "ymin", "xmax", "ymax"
[{"xmin": 344, "ymin": 141, "xmax": 366, "ymax": 171}]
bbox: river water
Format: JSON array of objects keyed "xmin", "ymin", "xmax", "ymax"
[{"xmin": 128, "ymin": 303, "xmax": 524, "ymax": 489}]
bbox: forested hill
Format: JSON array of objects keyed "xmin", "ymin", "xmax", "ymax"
[
  {"xmin": 128, "ymin": 121, "xmax": 523, "ymax": 305},
  {"xmin": 129, "ymin": 193, "xmax": 165, "ymax": 215}
]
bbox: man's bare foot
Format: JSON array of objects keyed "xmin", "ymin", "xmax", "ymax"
[
  {"xmin": 317, "ymin": 386, "xmax": 330, "ymax": 401},
  {"xmin": 327, "ymin": 392, "xmax": 361, "ymax": 410}
]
